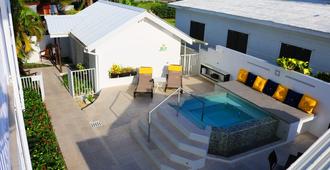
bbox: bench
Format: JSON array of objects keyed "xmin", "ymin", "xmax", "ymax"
[{"xmin": 217, "ymin": 81, "xmax": 315, "ymax": 141}]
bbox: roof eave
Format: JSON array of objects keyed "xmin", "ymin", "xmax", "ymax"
[{"xmin": 169, "ymin": 4, "xmax": 330, "ymax": 39}]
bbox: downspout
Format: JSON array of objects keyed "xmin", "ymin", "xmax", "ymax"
[{"xmin": 84, "ymin": 49, "xmax": 100, "ymax": 93}]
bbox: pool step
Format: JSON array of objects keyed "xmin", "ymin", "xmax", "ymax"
[
  {"xmin": 129, "ymin": 119, "xmax": 187, "ymax": 170},
  {"xmin": 153, "ymin": 112, "xmax": 208, "ymax": 157},
  {"xmin": 159, "ymin": 105, "xmax": 211, "ymax": 144},
  {"xmin": 139, "ymin": 118, "xmax": 206, "ymax": 169}
]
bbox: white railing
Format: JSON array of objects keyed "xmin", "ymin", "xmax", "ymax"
[
  {"xmin": 181, "ymin": 53, "xmax": 199, "ymax": 76},
  {"xmin": 147, "ymin": 87, "xmax": 205, "ymax": 142},
  {"xmin": 68, "ymin": 68, "xmax": 96, "ymax": 97},
  {"xmin": 288, "ymin": 129, "xmax": 330, "ymax": 169},
  {"xmin": 21, "ymin": 73, "xmax": 45, "ymax": 101}
]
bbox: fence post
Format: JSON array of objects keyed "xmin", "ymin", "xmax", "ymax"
[
  {"xmin": 39, "ymin": 73, "xmax": 45, "ymax": 101},
  {"xmin": 68, "ymin": 69, "xmax": 75, "ymax": 96}
]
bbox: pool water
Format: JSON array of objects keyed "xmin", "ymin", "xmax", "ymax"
[{"xmin": 172, "ymin": 93, "xmax": 271, "ymax": 129}]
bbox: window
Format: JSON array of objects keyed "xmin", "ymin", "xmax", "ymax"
[
  {"xmin": 279, "ymin": 43, "xmax": 312, "ymax": 62},
  {"xmin": 190, "ymin": 21, "xmax": 205, "ymax": 41},
  {"xmin": 226, "ymin": 30, "xmax": 249, "ymax": 54}
]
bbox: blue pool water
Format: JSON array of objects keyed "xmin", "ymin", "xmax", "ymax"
[{"xmin": 172, "ymin": 93, "xmax": 271, "ymax": 129}]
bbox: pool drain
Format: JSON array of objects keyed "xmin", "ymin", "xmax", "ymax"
[{"xmin": 89, "ymin": 120, "xmax": 103, "ymax": 128}]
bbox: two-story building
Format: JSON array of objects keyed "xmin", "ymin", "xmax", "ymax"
[{"xmin": 170, "ymin": 0, "xmax": 330, "ymax": 72}]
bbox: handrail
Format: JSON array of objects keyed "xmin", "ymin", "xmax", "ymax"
[{"xmin": 147, "ymin": 87, "xmax": 205, "ymax": 142}]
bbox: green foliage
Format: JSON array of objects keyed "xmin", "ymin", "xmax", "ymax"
[
  {"xmin": 12, "ymin": 0, "xmax": 45, "ymax": 59},
  {"xmin": 277, "ymin": 57, "xmax": 312, "ymax": 75},
  {"xmin": 128, "ymin": 1, "xmax": 175, "ymax": 19},
  {"xmin": 109, "ymin": 64, "xmax": 122, "ymax": 75},
  {"xmin": 164, "ymin": 18, "xmax": 175, "ymax": 25},
  {"xmin": 61, "ymin": 74, "xmax": 69, "ymax": 88},
  {"xmin": 150, "ymin": 3, "xmax": 175, "ymax": 19},
  {"xmin": 23, "ymin": 63, "xmax": 52, "ymax": 69},
  {"xmin": 61, "ymin": 74, "xmax": 93, "ymax": 94},
  {"xmin": 121, "ymin": 66, "xmax": 133, "ymax": 74},
  {"xmin": 76, "ymin": 63, "xmax": 86, "ymax": 70},
  {"xmin": 23, "ymin": 89, "xmax": 66, "ymax": 169},
  {"xmin": 314, "ymin": 72, "xmax": 330, "ymax": 83},
  {"xmin": 65, "ymin": 9, "xmax": 79, "ymax": 15},
  {"xmin": 86, "ymin": 93, "xmax": 95, "ymax": 102}
]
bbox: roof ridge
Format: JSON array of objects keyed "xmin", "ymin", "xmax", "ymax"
[{"xmin": 98, "ymin": 0, "xmax": 146, "ymax": 12}]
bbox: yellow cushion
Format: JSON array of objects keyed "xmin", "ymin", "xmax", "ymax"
[
  {"xmin": 168, "ymin": 65, "xmax": 182, "ymax": 72},
  {"xmin": 298, "ymin": 95, "xmax": 318, "ymax": 114},
  {"xmin": 237, "ymin": 69, "xmax": 248, "ymax": 83},
  {"xmin": 272, "ymin": 84, "xmax": 288, "ymax": 102},
  {"xmin": 252, "ymin": 76, "xmax": 268, "ymax": 92},
  {"xmin": 139, "ymin": 67, "xmax": 152, "ymax": 74}
]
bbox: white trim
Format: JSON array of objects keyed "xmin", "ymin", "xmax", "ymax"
[{"xmin": 0, "ymin": 0, "xmax": 32, "ymax": 169}]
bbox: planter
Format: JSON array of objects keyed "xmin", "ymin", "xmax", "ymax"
[
  {"xmin": 119, "ymin": 72, "xmax": 131, "ymax": 77},
  {"xmin": 110, "ymin": 74, "xmax": 119, "ymax": 78},
  {"xmin": 131, "ymin": 71, "xmax": 137, "ymax": 76}
]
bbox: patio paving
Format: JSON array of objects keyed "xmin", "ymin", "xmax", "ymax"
[{"xmin": 32, "ymin": 66, "xmax": 317, "ymax": 170}]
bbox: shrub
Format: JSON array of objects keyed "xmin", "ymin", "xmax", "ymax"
[
  {"xmin": 314, "ymin": 72, "xmax": 330, "ymax": 83},
  {"xmin": 76, "ymin": 63, "xmax": 85, "ymax": 70},
  {"xmin": 23, "ymin": 89, "xmax": 66, "ymax": 169},
  {"xmin": 23, "ymin": 63, "xmax": 51, "ymax": 69},
  {"xmin": 109, "ymin": 64, "xmax": 122, "ymax": 75},
  {"xmin": 150, "ymin": 3, "xmax": 175, "ymax": 19},
  {"xmin": 277, "ymin": 57, "xmax": 312, "ymax": 75}
]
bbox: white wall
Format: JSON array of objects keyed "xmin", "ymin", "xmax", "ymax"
[
  {"xmin": 96, "ymin": 18, "xmax": 182, "ymax": 89},
  {"xmin": 175, "ymin": 9, "xmax": 330, "ymax": 73},
  {"xmin": 200, "ymin": 45, "xmax": 330, "ymax": 137},
  {"xmin": 27, "ymin": 35, "xmax": 70, "ymax": 63}
]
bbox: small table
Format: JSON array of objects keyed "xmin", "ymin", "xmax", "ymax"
[{"xmin": 153, "ymin": 77, "xmax": 166, "ymax": 91}]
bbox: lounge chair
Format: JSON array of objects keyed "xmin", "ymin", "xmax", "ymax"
[
  {"xmin": 164, "ymin": 64, "xmax": 182, "ymax": 92},
  {"xmin": 40, "ymin": 47, "xmax": 51, "ymax": 61},
  {"xmin": 134, "ymin": 67, "xmax": 154, "ymax": 98}
]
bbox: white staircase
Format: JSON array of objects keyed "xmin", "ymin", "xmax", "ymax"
[{"xmin": 129, "ymin": 102, "xmax": 211, "ymax": 170}]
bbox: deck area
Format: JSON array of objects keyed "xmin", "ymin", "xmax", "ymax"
[{"xmin": 26, "ymin": 67, "xmax": 317, "ymax": 170}]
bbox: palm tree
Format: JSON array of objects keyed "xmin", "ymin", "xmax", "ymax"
[{"xmin": 11, "ymin": 0, "xmax": 45, "ymax": 59}]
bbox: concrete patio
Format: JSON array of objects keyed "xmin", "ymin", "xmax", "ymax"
[{"xmin": 32, "ymin": 66, "xmax": 317, "ymax": 170}]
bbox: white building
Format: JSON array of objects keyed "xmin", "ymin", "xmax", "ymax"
[
  {"xmin": 170, "ymin": 0, "xmax": 330, "ymax": 72},
  {"xmin": 45, "ymin": 0, "xmax": 196, "ymax": 91},
  {"xmin": 0, "ymin": 0, "xmax": 32, "ymax": 169}
]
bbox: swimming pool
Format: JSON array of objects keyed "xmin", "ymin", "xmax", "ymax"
[
  {"xmin": 173, "ymin": 92, "xmax": 271, "ymax": 129},
  {"xmin": 170, "ymin": 91, "xmax": 279, "ymax": 157}
]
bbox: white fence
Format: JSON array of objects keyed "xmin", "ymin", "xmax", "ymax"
[
  {"xmin": 67, "ymin": 68, "xmax": 96, "ymax": 97},
  {"xmin": 181, "ymin": 53, "xmax": 199, "ymax": 76},
  {"xmin": 21, "ymin": 73, "xmax": 45, "ymax": 101},
  {"xmin": 200, "ymin": 45, "xmax": 330, "ymax": 137}
]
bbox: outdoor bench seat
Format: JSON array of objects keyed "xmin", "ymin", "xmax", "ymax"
[{"xmin": 218, "ymin": 81, "xmax": 315, "ymax": 124}]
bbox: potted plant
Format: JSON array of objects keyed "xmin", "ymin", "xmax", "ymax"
[
  {"xmin": 131, "ymin": 68, "xmax": 137, "ymax": 76},
  {"xmin": 109, "ymin": 64, "xmax": 121, "ymax": 78},
  {"xmin": 120, "ymin": 67, "xmax": 133, "ymax": 77}
]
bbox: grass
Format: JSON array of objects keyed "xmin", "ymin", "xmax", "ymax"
[
  {"xmin": 164, "ymin": 18, "xmax": 175, "ymax": 26},
  {"xmin": 23, "ymin": 63, "xmax": 52, "ymax": 69}
]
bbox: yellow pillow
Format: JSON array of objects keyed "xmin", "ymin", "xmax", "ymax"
[
  {"xmin": 272, "ymin": 84, "xmax": 288, "ymax": 102},
  {"xmin": 139, "ymin": 67, "xmax": 152, "ymax": 74},
  {"xmin": 252, "ymin": 76, "xmax": 268, "ymax": 92},
  {"xmin": 168, "ymin": 65, "xmax": 182, "ymax": 72},
  {"xmin": 237, "ymin": 69, "xmax": 248, "ymax": 83},
  {"xmin": 298, "ymin": 95, "xmax": 318, "ymax": 114}
]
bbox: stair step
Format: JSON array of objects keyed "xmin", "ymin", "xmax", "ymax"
[
  {"xmin": 158, "ymin": 105, "xmax": 211, "ymax": 144},
  {"xmin": 129, "ymin": 119, "xmax": 187, "ymax": 170},
  {"xmin": 153, "ymin": 112, "xmax": 208, "ymax": 157},
  {"xmin": 139, "ymin": 119, "xmax": 205, "ymax": 169}
]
